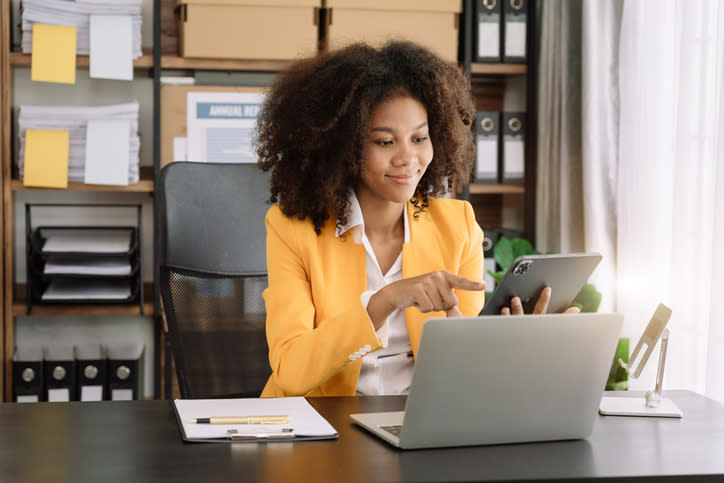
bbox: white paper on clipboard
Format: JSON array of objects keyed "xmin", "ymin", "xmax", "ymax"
[{"xmin": 186, "ymin": 91, "xmax": 265, "ymax": 164}]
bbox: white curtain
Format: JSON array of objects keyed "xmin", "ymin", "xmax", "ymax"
[
  {"xmin": 539, "ymin": 0, "xmax": 724, "ymax": 401},
  {"xmin": 614, "ymin": 0, "xmax": 724, "ymax": 400},
  {"xmin": 536, "ymin": 0, "xmax": 585, "ymax": 254}
]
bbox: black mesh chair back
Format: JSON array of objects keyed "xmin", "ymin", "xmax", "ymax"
[{"xmin": 159, "ymin": 162, "xmax": 272, "ymax": 399}]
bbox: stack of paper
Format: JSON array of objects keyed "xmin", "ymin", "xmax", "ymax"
[
  {"xmin": 17, "ymin": 102, "xmax": 140, "ymax": 186},
  {"xmin": 20, "ymin": 0, "xmax": 143, "ymax": 58}
]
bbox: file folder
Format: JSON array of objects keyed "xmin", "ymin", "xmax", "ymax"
[
  {"xmin": 475, "ymin": 0, "xmax": 502, "ymax": 62},
  {"xmin": 474, "ymin": 112, "xmax": 501, "ymax": 183},
  {"xmin": 107, "ymin": 343, "xmax": 144, "ymax": 400},
  {"xmin": 44, "ymin": 345, "xmax": 76, "ymax": 402},
  {"xmin": 501, "ymin": 112, "xmax": 526, "ymax": 183},
  {"xmin": 503, "ymin": 0, "xmax": 527, "ymax": 63},
  {"xmin": 13, "ymin": 345, "xmax": 44, "ymax": 403},
  {"xmin": 75, "ymin": 344, "xmax": 107, "ymax": 401}
]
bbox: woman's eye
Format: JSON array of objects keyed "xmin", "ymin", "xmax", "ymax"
[
  {"xmin": 413, "ymin": 136, "xmax": 429, "ymax": 144},
  {"xmin": 375, "ymin": 140, "xmax": 394, "ymax": 147}
]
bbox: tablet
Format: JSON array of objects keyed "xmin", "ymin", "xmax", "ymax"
[{"xmin": 480, "ymin": 253, "xmax": 602, "ymax": 315}]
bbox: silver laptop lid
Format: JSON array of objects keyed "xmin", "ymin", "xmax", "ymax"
[{"xmin": 400, "ymin": 312, "xmax": 623, "ymax": 448}]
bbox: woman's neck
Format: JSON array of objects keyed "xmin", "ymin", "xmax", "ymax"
[{"xmin": 357, "ymin": 195, "xmax": 406, "ymax": 241}]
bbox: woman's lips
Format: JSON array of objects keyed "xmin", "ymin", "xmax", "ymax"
[{"xmin": 387, "ymin": 173, "xmax": 415, "ymax": 184}]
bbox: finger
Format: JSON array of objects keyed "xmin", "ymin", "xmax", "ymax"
[
  {"xmin": 411, "ymin": 287, "xmax": 435, "ymax": 313},
  {"xmin": 437, "ymin": 284, "xmax": 460, "ymax": 312},
  {"xmin": 533, "ymin": 286, "xmax": 552, "ymax": 314},
  {"xmin": 443, "ymin": 272, "xmax": 486, "ymax": 291},
  {"xmin": 500, "ymin": 306, "xmax": 511, "ymax": 316},
  {"xmin": 510, "ymin": 297, "xmax": 524, "ymax": 315},
  {"xmin": 446, "ymin": 305, "xmax": 463, "ymax": 317},
  {"xmin": 563, "ymin": 306, "xmax": 581, "ymax": 314}
]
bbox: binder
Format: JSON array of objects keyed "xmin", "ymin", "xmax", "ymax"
[
  {"xmin": 107, "ymin": 342, "xmax": 144, "ymax": 400},
  {"xmin": 501, "ymin": 112, "xmax": 526, "ymax": 184},
  {"xmin": 503, "ymin": 0, "xmax": 527, "ymax": 63},
  {"xmin": 75, "ymin": 344, "xmax": 107, "ymax": 401},
  {"xmin": 482, "ymin": 229, "xmax": 500, "ymax": 292},
  {"xmin": 44, "ymin": 345, "xmax": 76, "ymax": 402},
  {"xmin": 474, "ymin": 112, "xmax": 501, "ymax": 183},
  {"xmin": 475, "ymin": 0, "xmax": 502, "ymax": 62},
  {"xmin": 13, "ymin": 345, "xmax": 44, "ymax": 403}
]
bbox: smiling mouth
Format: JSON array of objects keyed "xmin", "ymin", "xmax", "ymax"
[{"xmin": 387, "ymin": 174, "xmax": 415, "ymax": 184}]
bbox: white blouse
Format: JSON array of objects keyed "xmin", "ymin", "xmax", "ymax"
[{"xmin": 335, "ymin": 192, "xmax": 414, "ymax": 396}]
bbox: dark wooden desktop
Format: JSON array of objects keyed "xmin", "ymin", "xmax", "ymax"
[{"xmin": 0, "ymin": 390, "xmax": 722, "ymax": 482}]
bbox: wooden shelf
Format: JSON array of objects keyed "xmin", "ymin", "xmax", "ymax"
[
  {"xmin": 470, "ymin": 63, "xmax": 527, "ymax": 76},
  {"xmin": 10, "ymin": 167, "xmax": 154, "ymax": 192},
  {"xmin": 9, "ymin": 52, "xmax": 526, "ymax": 76},
  {"xmin": 9, "ymin": 50, "xmax": 155, "ymax": 69},
  {"xmin": 11, "ymin": 178, "xmax": 154, "ymax": 192},
  {"xmin": 467, "ymin": 183, "xmax": 525, "ymax": 195},
  {"xmin": 12, "ymin": 283, "xmax": 155, "ymax": 316},
  {"xmin": 161, "ymin": 56, "xmax": 292, "ymax": 72},
  {"xmin": 12, "ymin": 302, "xmax": 154, "ymax": 317}
]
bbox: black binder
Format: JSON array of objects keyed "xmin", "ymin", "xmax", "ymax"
[
  {"xmin": 12, "ymin": 345, "xmax": 44, "ymax": 403},
  {"xmin": 501, "ymin": 112, "xmax": 526, "ymax": 183},
  {"xmin": 107, "ymin": 343, "xmax": 144, "ymax": 400},
  {"xmin": 475, "ymin": 0, "xmax": 502, "ymax": 62},
  {"xmin": 44, "ymin": 345, "xmax": 76, "ymax": 402},
  {"xmin": 482, "ymin": 229, "xmax": 500, "ymax": 292},
  {"xmin": 75, "ymin": 344, "xmax": 107, "ymax": 401},
  {"xmin": 474, "ymin": 112, "xmax": 501, "ymax": 183},
  {"xmin": 503, "ymin": 0, "xmax": 527, "ymax": 63}
]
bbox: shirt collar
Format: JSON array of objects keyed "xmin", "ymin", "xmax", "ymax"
[{"xmin": 336, "ymin": 191, "xmax": 410, "ymax": 244}]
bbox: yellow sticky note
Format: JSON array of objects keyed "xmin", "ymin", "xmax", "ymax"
[
  {"xmin": 24, "ymin": 129, "xmax": 69, "ymax": 188},
  {"xmin": 31, "ymin": 24, "xmax": 77, "ymax": 84}
]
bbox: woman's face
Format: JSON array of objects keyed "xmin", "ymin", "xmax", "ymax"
[{"xmin": 357, "ymin": 95, "xmax": 434, "ymax": 206}]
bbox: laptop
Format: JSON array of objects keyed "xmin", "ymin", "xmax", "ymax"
[{"xmin": 350, "ymin": 312, "xmax": 623, "ymax": 449}]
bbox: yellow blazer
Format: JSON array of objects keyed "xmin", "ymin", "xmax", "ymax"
[{"xmin": 261, "ymin": 197, "xmax": 484, "ymax": 397}]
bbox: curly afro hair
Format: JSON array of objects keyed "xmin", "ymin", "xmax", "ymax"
[{"xmin": 255, "ymin": 40, "xmax": 475, "ymax": 234}]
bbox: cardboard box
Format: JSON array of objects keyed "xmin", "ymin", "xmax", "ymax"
[
  {"xmin": 161, "ymin": 84, "xmax": 267, "ymax": 168},
  {"xmin": 177, "ymin": 0, "xmax": 321, "ymax": 60},
  {"xmin": 323, "ymin": 0, "xmax": 462, "ymax": 62}
]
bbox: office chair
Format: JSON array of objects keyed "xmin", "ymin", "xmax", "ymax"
[{"xmin": 159, "ymin": 162, "xmax": 272, "ymax": 399}]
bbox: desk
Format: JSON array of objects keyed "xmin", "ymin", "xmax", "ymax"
[{"xmin": 0, "ymin": 390, "xmax": 722, "ymax": 482}]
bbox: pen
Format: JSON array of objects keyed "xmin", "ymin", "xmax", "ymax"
[{"xmin": 186, "ymin": 415, "xmax": 290, "ymax": 425}]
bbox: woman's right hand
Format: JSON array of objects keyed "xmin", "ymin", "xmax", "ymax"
[{"xmin": 367, "ymin": 271, "xmax": 485, "ymax": 329}]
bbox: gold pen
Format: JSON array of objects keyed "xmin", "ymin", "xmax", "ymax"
[{"xmin": 186, "ymin": 415, "xmax": 290, "ymax": 425}]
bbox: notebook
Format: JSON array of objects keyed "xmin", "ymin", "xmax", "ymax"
[{"xmin": 350, "ymin": 312, "xmax": 623, "ymax": 449}]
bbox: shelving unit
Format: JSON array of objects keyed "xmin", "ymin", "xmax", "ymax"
[
  {"xmin": 0, "ymin": 0, "xmax": 158, "ymax": 401},
  {"xmin": 0, "ymin": 0, "xmax": 536, "ymax": 401}
]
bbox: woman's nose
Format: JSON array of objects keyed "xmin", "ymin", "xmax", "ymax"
[{"xmin": 393, "ymin": 141, "xmax": 417, "ymax": 166}]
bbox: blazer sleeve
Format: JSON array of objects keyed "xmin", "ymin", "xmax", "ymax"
[
  {"xmin": 262, "ymin": 207, "xmax": 382, "ymax": 397},
  {"xmin": 454, "ymin": 201, "xmax": 486, "ymax": 317}
]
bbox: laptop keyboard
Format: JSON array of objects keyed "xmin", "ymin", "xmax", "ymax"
[{"xmin": 381, "ymin": 425, "xmax": 402, "ymax": 437}]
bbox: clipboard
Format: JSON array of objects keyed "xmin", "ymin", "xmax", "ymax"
[{"xmin": 172, "ymin": 397, "xmax": 338, "ymax": 443}]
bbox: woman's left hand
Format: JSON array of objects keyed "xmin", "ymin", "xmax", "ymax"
[{"xmin": 499, "ymin": 286, "xmax": 581, "ymax": 315}]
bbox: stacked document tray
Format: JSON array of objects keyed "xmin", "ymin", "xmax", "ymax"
[{"xmin": 25, "ymin": 204, "xmax": 143, "ymax": 313}]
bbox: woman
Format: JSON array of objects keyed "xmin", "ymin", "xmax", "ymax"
[{"xmin": 256, "ymin": 41, "xmax": 532, "ymax": 398}]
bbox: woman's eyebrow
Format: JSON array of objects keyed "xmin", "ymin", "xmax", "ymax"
[{"xmin": 370, "ymin": 121, "xmax": 429, "ymax": 133}]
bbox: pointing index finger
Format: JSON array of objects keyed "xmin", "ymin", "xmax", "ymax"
[{"xmin": 444, "ymin": 272, "xmax": 485, "ymax": 292}]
